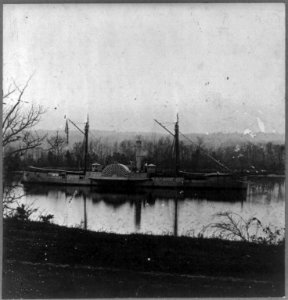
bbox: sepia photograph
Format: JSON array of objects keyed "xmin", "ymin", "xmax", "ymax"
[{"xmin": 2, "ymin": 3, "xmax": 285, "ymax": 298}]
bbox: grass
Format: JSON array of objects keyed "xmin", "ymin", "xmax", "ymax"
[{"xmin": 3, "ymin": 218, "xmax": 285, "ymax": 298}]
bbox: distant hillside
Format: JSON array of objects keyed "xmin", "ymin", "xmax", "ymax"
[
  {"xmin": 34, "ymin": 129, "xmax": 285, "ymax": 150},
  {"xmin": 36, "ymin": 129, "xmax": 165, "ymax": 149},
  {"xmin": 183, "ymin": 132, "xmax": 285, "ymax": 149}
]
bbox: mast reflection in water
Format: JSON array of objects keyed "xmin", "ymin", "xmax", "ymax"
[{"xmin": 19, "ymin": 177, "xmax": 285, "ymax": 237}]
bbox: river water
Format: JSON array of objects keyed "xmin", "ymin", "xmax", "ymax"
[{"xmin": 12, "ymin": 176, "xmax": 285, "ymax": 237}]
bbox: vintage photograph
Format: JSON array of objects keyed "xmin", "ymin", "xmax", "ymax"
[{"xmin": 2, "ymin": 3, "xmax": 285, "ymax": 298}]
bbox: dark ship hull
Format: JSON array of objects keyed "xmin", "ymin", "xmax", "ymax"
[{"xmin": 22, "ymin": 167, "xmax": 247, "ymax": 190}]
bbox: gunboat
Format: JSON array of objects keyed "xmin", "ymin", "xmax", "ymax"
[{"xmin": 22, "ymin": 116, "xmax": 247, "ymax": 189}]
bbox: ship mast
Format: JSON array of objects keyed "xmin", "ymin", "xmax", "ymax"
[
  {"xmin": 66, "ymin": 116, "xmax": 89, "ymax": 174},
  {"xmin": 155, "ymin": 115, "xmax": 234, "ymax": 174},
  {"xmin": 83, "ymin": 116, "xmax": 89, "ymax": 174},
  {"xmin": 174, "ymin": 114, "xmax": 180, "ymax": 177},
  {"xmin": 154, "ymin": 114, "xmax": 180, "ymax": 176}
]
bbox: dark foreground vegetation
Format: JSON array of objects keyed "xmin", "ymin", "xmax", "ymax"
[{"xmin": 3, "ymin": 219, "xmax": 285, "ymax": 298}]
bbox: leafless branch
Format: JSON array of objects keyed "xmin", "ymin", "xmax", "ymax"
[
  {"xmin": 46, "ymin": 131, "xmax": 66, "ymax": 155},
  {"xmin": 204, "ymin": 211, "xmax": 284, "ymax": 244},
  {"xmin": 2, "ymin": 79, "xmax": 46, "ymax": 155}
]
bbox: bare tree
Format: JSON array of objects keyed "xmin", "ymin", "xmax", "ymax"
[
  {"xmin": 3, "ymin": 184, "xmax": 25, "ymax": 218},
  {"xmin": 46, "ymin": 131, "xmax": 66, "ymax": 166},
  {"xmin": 2, "ymin": 78, "xmax": 46, "ymax": 156},
  {"xmin": 2, "ymin": 78, "xmax": 46, "ymax": 217}
]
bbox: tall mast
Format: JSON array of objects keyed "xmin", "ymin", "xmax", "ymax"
[
  {"xmin": 154, "ymin": 115, "xmax": 180, "ymax": 177},
  {"xmin": 174, "ymin": 114, "xmax": 180, "ymax": 177},
  {"xmin": 83, "ymin": 115, "xmax": 89, "ymax": 174},
  {"xmin": 83, "ymin": 193, "xmax": 87, "ymax": 230},
  {"xmin": 66, "ymin": 116, "xmax": 89, "ymax": 173}
]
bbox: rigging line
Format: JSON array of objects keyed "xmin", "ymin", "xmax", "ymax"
[
  {"xmin": 154, "ymin": 118, "xmax": 232, "ymax": 173},
  {"xmin": 154, "ymin": 119, "xmax": 175, "ymax": 137},
  {"xmin": 68, "ymin": 119, "xmax": 85, "ymax": 135},
  {"xmin": 179, "ymin": 132, "xmax": 233, "ymax": 173}
]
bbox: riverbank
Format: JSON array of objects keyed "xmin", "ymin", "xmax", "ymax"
[{"xmin": 3, "ymin": 219, "xmax": 285, "ymax": 298}]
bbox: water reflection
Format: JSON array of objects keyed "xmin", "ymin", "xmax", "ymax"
[
  {"xmin": 83, "ymin": 193, "xmax": 87, "ymax": 230},
  {"xmin": 24, "ymin": 185, "xmax": 248, "ymax": 203},
  {"xmin": 20, "ymin": 177, "xmax": 285, "ymax": 237},
  {"xmin": 174, "ymin": 198, "xmax": 178, "ymax": 236}
]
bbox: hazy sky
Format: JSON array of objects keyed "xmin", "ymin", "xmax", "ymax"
[{"xmin": 3, "ymin": 3, "xmax": 285, "ymax": 134}]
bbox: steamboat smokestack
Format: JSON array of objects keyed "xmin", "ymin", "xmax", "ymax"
[{"xmin": 136, "ymin": 139, "xmax": 143, "ymax": 172}]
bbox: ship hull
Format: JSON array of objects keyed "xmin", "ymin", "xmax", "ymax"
[{"xmin": 22, "ymin": 171, "xmax": 247, "ymax": 189}]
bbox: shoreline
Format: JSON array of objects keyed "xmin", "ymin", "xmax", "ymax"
[{"xmin": 3, "ymin": 219, "xmax": 285, "ymax": 298}]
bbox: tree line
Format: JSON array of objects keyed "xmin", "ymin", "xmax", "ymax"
[
  {"xmin": 2, "ymin": 79, "xmax": 284, "ymax": 225},
  {"xmin": 5, "ymin": 132, "xmax": 285, "ymax": 175},
  {"xmin": 2, "ymin": 79, "xmax": 285, "ymax": 178}
]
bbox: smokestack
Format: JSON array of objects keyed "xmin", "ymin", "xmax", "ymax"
[{"xmin": 136, "ymin": 139, "xmax": 142, "ymax": 171}]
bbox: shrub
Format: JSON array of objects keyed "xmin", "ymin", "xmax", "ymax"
[
  {"xmin": 204, "ymin": 211, "xmax": 284, "ymax": 245},
  {"xmin": 39, "ymin": 214, "xmax": 54, "ymax": 224},
  {"xmin": 11, "ymin": 204, "xmax": 38, "ymax": 222}
]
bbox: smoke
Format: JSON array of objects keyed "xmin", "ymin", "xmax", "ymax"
[{"xmin": 256, "ymin": 117, "xmax": 266, "ymax": 133}]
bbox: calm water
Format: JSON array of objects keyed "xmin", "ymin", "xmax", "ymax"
[{"xmin": 14, "ymin": 177, "xmax": 285, "ymax": 237}]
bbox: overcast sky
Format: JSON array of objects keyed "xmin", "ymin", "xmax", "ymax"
[{"xmin": 3, "ymin": 3, "xmax": 285, "ymax": 134}]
